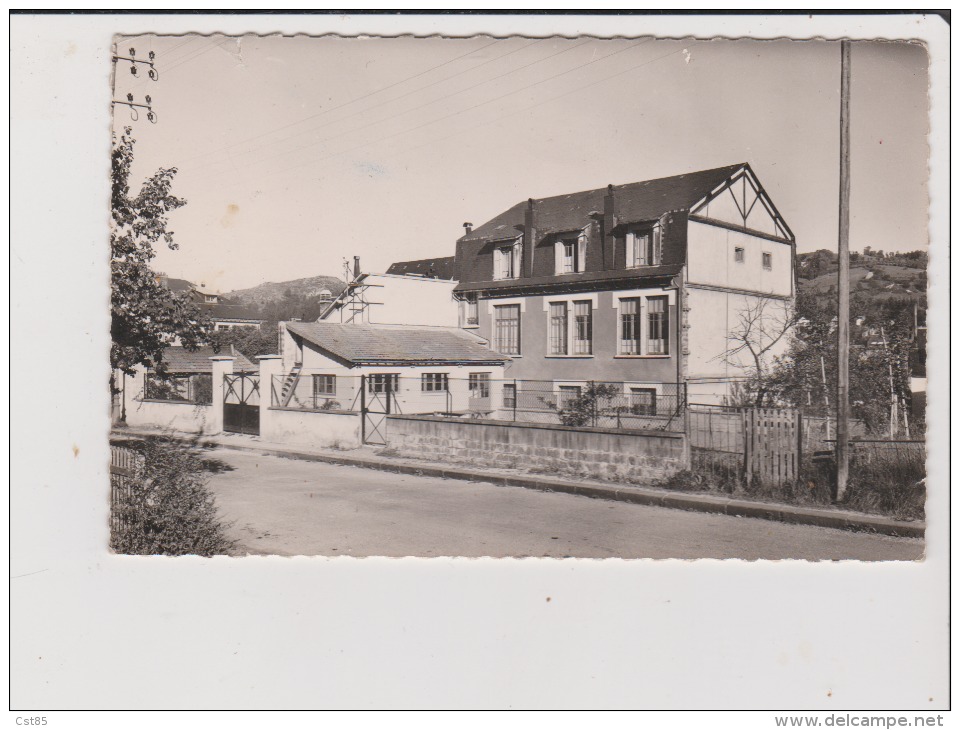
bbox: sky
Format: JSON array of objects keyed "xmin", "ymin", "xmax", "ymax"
[{"xmin": 112, "ymin": 34, "xmax": 930, "ymax": 292}]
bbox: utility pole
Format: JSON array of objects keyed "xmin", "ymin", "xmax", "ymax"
[{"xmin": 836, "ymin": 40, "xmax": 852, "ymax": 500}]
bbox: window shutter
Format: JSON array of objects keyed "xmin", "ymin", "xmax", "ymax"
[
  {"xmin": 554, "ymin": 240, "xmax": 563, "ymax": 275},
  {"xmin": 493, "ymin": 248, "xmax": 502, "ymax": 280},
  {"xmin": 625, "ymin": 233, "xmax": 635, "ymax": 268},
  {"xmin": 513, "ymin": 241, "xmax": 522, "ymax": 277},
  {"xmin": 638, "ymin": 297, "xmax": 646, "ymax": 356},
  {"xmin": 653, "ymin": 226, "xmax": 662, "ymax": 265},
  {"xmin": 577, "ymin": 233, "xmax": 586, "ymax": 273}
]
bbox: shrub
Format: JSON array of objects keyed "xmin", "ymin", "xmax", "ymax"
[
  {"xmin": 110, "ymin": 436, "xmax": 237, "ymax": 556},
  {"xmin": 557, "ymin": 383, "xmax": 622, "ymax": 427},
  {"xmin": 843, "ymin": 445, "xmax": 926, "ymax": 521}
]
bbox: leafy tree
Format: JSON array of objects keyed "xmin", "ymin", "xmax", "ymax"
[
  {"xmin": 764, "ymin": 290, "xmax": 919, "ymax": 436},
  {"xmin": 556, "ymin": 383, "xmax": 623, "ymax": 427},
  {"xmin": 111, "ymin": 127, "xmax": 210, "ymax": 381}
]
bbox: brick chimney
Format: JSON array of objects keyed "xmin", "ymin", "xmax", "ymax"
[
  {"xmin": 523, "ymin": 198, "xmax": 537, "ymax": 278},
  {"xmin": 463, "ymin": 222, "xmax": 473, "ymax": 235},
  {"xmin": 603, "ymin": 184, "xmax": 616, "ymax": 270}
]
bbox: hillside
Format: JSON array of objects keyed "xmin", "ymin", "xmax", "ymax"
[
  {"xmin": 797, "ymin": 250, "xmax": 926, "ymax": 303},
  {"xmin": 222, "ymin": 275, "xmax": 347, "ymax": 307}
]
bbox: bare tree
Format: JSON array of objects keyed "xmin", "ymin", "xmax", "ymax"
[{"xmin": 716, "ymin": 298, "xmax": 796, "ymax": 407}]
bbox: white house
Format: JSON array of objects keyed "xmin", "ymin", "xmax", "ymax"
[{"xmin": 275, "ymin": 321, "xmax": 509, "ymax": 416}]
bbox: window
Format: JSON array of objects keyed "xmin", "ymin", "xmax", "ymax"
[
  {"xmin": 557, "ymin": 385, "xmax": 582, "ymax": 408},
  {"xmin": 494, "ymin": 304, "xmax": 521, "ymax": 355},
  {"xmin": 494, "ymin": 241, "xmax": 521, "ymax": 280},
  {"xmin": 735, "ymin": 247, "xmax": 745, "ymax": 263},
  {"xmin": 468, "ymin": 372, "xmax": 490, "ymax": 399},
  {"xmin": 421, "ymin": 373, "xmax": 449, "ymax": 392},
  {"xmin": 646, "ymin": 296, "xmax": 669, "ymax": 355},
  {"xmin": 460, "ymin": 293, "xmax": 478, "ymax": 327},
  {"xmin": 367, "ymin": 374, "xmax": 399, "ymax": 394},
  {"xmin": 312, "ymin": 374, "xmax": 336, "ymax": 396},
  {"xmin": 502, "ymin": 383, "xmax": 516, "ymax": 409},
  {"xmin": 619, "ymin": 297, "xmax": 642, "ymax": 355},
  {"xmin": 629, "ymin": 387, "xmax": 657, "ymax": 416},
  {"xmin": 626, "ymin": 226, "xmax": 662, "ymax": 267},
  {"xmin": 549, "ymin": 302, "xmax": 568, "ymax": 355},
  {"xmin": 573, "ymin": 300, "xmax": 592, "ymax": 355},
  {"xmin": 762, "ymin": 252, "xmax": 772, "ymax": 270},
  {"xmin": 555, "ymin": 234, "xmax": 586, "ymax": 274}
]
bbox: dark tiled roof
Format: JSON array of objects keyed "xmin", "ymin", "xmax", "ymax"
[
  {"xmin": 207, "ymin": 303, "xmax": 264, "ymax": 322},
  {"xmin": 154, "ymin": 345, "xmax": 256, "ymax": 373},
  {"xmin": 454, "ymin": 265, "xmax": 683, "ymax": 294},
  {"xmin": 285, "ymin": 322, "xmax": 509, "ymax": 365},
  {"xmin": 461, "ymin": 164, "xmax": 746, "ymax": 243},
  {"xmin": 163, "ymin": 277, "xmax": 194, "ymax": 293},
  {"xmin": 385, "ymin": 256, "xmax": 457, "ymax": 280}
]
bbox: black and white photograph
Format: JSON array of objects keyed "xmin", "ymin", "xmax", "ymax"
[
  {"xmin": 107, "ymin": 32, "xmax": 930, "ymax": 560},
  {"xmin": 10, "ymin": 11, "xmax": 949, "ymax": 716}
]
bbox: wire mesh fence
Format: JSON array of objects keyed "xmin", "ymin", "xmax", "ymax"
[
  {"xmin": 143, "ymin": 373, "xmax": 213, "ymax": 405},
  {"xmin": 270, "ymin": 371, "xmax": 687, "ymax": 432},
  {"xmin": 688, "ymin": 402, "xmax": 925, "ymax": 491}
]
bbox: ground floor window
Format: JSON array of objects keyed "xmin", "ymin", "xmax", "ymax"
[
  {"xmin": 629, "ymin": 387, "xmax": 657, "ymax": 416},
  {"xmin": 367, "ymin": 374, "xmax": 399, "ymax": 393},
  {"xmin": 422, "ymin": 373, "xmax": 449, "ymax": 392},
  {"xmin": 502, "ymin": 383, "xmax": 517, "ymax": 408},
  {"xmin": 469, "ymin": 372, "xmax": 490, "ymax": 398},
  {"xmin": 312, "ymin": 374, "xmax": 336, "ymax": 396},
  {"xmin": 557, "ymin": 385, "xmax": 582, "ymax": 408}
]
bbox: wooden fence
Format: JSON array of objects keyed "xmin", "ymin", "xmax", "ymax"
[
  {"xmin": 110, "ymin": 444, "xmax": 141, "ymax": 533},
  {"xmin": 688, "ymin": 405, "xmax": 800, "ymax": 486},
  {"xmin": 688, "ymin": 404, "xmax": 880, "ymax": 487},
  {"xmin": 743, "ymin": 407, "xmax": 801, "ymax": 486}
]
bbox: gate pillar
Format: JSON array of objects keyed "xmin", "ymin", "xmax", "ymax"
[
  {"xmin": 257, "ymin": 354, "xmax": 283, "ymax": 442},
  {"xmin": 209, "ymin": 356, "xmax": 235, "ymax": 435}
]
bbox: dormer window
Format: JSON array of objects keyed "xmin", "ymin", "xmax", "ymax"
[
  {"xmin": 554, "ymin": 232, "xmax": 586, "ymax": 275},
  {"xmin": 626, "ymin": 226, "xmax": 662, "ymax": 268},
  {"xmin": 494, "ymin": 239, "xmax": 522, "ymax": 280}
]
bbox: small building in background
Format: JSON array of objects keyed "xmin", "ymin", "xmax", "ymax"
[
  {"xmin": 318, "ymin": 257, "xmax": 459, "ymax": 328},
  {"xmin": 156, "ymin": 274, "xmax": 265, "ymax": 331}
]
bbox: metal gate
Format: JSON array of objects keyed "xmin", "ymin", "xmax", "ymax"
[
  {"xmin": 359, "ymin": 375, "xmax": 397, "ymax": 445},
  {"xmin": 223, "ymin": 373, "xmax": 260, "ymax": 436}
]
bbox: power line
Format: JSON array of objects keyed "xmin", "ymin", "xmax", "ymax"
[
  {"xmin": 180, "ymin": 38, "xmax": 505, "ymax": 167},
  {"xmin": 160, "ymin": 36, "xmax": 234, "ymax": 76},
  {"xmin": 187, "ymin": 37, "xmax": 585, "ymax": 182},
  {"xmin": 378, "ymin": 43, "xmax": 688, "ymax": 167},
  {"xmin": 197, "ymin": 38, "xmax": 653, "ymax": 188}
]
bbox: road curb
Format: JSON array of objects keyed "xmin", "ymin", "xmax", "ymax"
[{"xmin": 113, "ymin": 428, "xmax": 925, "ymax": 539}]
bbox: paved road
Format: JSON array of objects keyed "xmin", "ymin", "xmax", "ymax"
[{"xmin": 204, "ymin": 448, "xmax": 923, "ymax": 560}]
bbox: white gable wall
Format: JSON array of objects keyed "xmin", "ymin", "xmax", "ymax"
[
  {"xmin": 330, "ymin": 274, "xmax": 459, "ymax": 327},
  {"xmin": 686, "ymin": 220, "xmax": 793, "ymax": 296},
  {"xmin": 684, "ymin": 287, "xmax": 793, "ymax": 403}
]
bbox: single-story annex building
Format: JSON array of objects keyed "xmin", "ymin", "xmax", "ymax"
[{"xmin": 275, "ymin": 321, "xmax": 510, "ymax": 416}]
